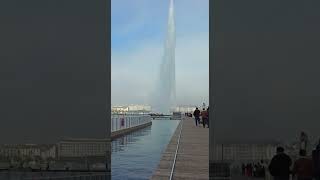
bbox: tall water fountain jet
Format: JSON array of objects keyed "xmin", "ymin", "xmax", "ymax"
[{"xmin": 153, "ymin": 0, "xmax": 176, "ymax": 114}]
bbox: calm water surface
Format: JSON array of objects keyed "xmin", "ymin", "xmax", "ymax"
[{"xmin": 111, "ymin": 120, "xmax": 179, "ymax": 180}]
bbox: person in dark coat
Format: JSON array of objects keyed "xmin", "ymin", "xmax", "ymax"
[
  {"xmin": 206, "ymin": 106, "xmax": 209, "ymax": 128},
  {"xmin": 193, "ymin": 107, "xmax": 200, "ymax": 126},
  {"xmin": 268, "ymin": 146, "xmax": 292, "ymax": 180}
]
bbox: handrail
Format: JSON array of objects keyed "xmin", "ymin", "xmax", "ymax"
[
  {"xmin": 169, "ymin": 117, "xmax": 184, "ymax": 180},
  {"xmin": 111, "ymin": 114, "xmax": 152, "ymax": 133}
]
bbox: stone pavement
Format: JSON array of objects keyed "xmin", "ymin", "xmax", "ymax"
[{"xmin": 151, "ymin": 116, "xmax": 209, "ymax": 180}]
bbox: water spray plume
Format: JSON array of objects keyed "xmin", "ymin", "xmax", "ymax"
[{"xmin": 153, "ymin": 0, "xmax": 176, "ymax": 114}]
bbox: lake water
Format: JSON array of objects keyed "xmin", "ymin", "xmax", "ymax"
[{"xmin": 111, "ymin": 120, "xmax": 179, "ymax": 180}]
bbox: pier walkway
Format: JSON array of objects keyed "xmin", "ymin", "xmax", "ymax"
[{"xmin": 151, "ymin": 116, "xmax": 209, "ymax": 180}]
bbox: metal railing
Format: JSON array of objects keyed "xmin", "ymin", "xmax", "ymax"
[
  {"xmin": 111, "ymin": 113, "xmax": 151, "ymax": 133},
  {"xmin": 169, "ymin": 117, "xmax": 184, "ymax": 180}
]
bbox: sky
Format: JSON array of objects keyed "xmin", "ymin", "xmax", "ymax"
[{"xmin": 111, "ymin": 0, "xmax": 209, "ymax": 107}]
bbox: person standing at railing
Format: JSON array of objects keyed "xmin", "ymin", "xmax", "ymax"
[{"xmin": 193, "ymin": 107, "xmax": 200, "ymax": 126}]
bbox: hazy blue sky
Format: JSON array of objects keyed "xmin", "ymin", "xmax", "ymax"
[{"xmin": 111, "ymin": 0, "xmax": 209, "ymax": 106}]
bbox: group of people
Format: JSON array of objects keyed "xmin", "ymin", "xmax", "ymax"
[
  {"xmin": 241, "ymin": 160, "xmax": 266, "ymax": 178},
  {"xmin": 193, "ymin": 107, "xmax": 209, "ymax": 128},
  {"xmin": 268, "ymin": 142, "xmax": 320, "ymax": 180}
]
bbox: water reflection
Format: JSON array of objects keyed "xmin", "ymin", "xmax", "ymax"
[
  {"xmin": 112, "ymin": 120, "xmax": 179, "ymax": 180},
  {"xmin": 112, "ymin": 126, "xmax": 151, "ymax": 153}
]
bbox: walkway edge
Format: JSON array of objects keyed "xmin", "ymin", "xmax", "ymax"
[
  {"xmin": 111, "ymin": 121, "xmax": 152, "ymax": 140},
  {"xmin": 151, "ymin": 117, "xmax": 209, "ymax": 180},
  {"xmin": 169, "ymin": 118, "xmax": 184, "ymax": 180}
]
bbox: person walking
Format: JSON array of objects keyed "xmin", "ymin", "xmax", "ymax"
[
  {"xmin": 201, "ymin": 108, "xmax": 208, "ymax": 128},
  {"xmin": 268, "ymin": 146, "xmax": 292, "ymax": 180},
  {"xmin": 292, "ymin": 149, "xmax": 313, "ymax": 180},
  {"xmin": 193, "ymin": 107, "xmax": 200, "ymax": 126},
  {"xmin": 207, "ymin": 106, "xmax": 209, "ymax": 128}
]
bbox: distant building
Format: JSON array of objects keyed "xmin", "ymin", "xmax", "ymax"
[
  {"xmin": 171, "ymin": 106, "xmax": 197, "ymax": 113},
  {"xmin": 40, "ymin": 145, "xmax": 57, "ymax": 160},
  {"xmin": 57, "ymin": 138, "xmax": 108, "ymax": 159},
  {"xmin": 0, "ymin": 145, "xmax": 20, "ymax": 158},
  {"xmin": 112, "ymin": 104, "xmax": 152, "ymax": 113},
  {"xmin": 172, "ymin": 112, "xmax": 182, "ymax": 120},
  {"xmin": 0, "ymin": 144, "xmax": 56, "ymax": 160},
  {"xmin": 127, "ymin": 104, "xmax": 152, "ymax": 112},
  {"xmin": 213, "ymin": 143, "xmax": 278, "ymax": 162},
  {"xmin": 112, "ymin": 106, "xmax": 129, "ymax": 112}
]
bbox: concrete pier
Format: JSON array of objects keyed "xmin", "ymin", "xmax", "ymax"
[
  {"xmin": 111, "ymin": 121, "xmax": 152, "ymax": 140},
  {"xmin": 151, "ymin": 116, "xmax": 209, "ymax": 180}
]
